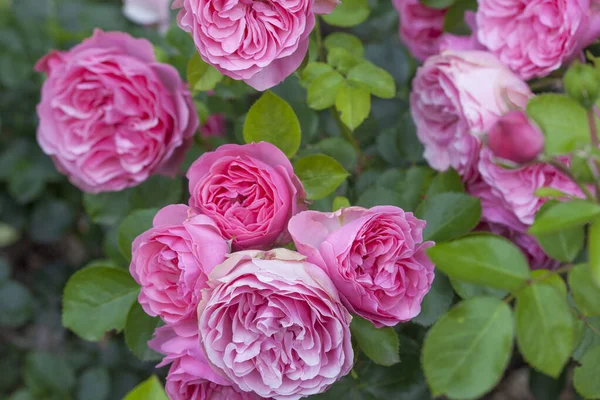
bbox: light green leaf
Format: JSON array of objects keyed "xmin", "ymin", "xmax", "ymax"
[
  {"xmin": 324, "ymin": 32, "xmax": 364, "ymax": 58},
  {"xmin": 187, "ymin": 53, "xmax": 223, "ymax": 92},
  {"xmin": 243, "ymin": 91, "xmax": 301, "ymax": 158},
  {"xmin": 301, "ymin": 62, "xmax": 334, "ymax": 87},
  {"xmin": 422, "ymin": 297, "xmax": 514, "ymax": 399},
  {"xmin": 322, "ymin": 0, "xmax": 370, "ymax": 27},
  {"xmin": 413, "ymin": 272, "xmax": 454, "ymax": 327},
  {"xmin": 332, "ymin": 196, "xmax": 351, "ymax": 211},
  {"xmin": 535, "ymin": 226, "xmax": 584, "ymax": 262},
  {"xmin": 307, "ymin": 70, "xmax": 345, "ymax": 110},
  {"xmin": 515, "ymin": 280, "xmax": 575, "ymax": 377},
  {"xmin": 117, "ymin": 209, "xmax": 158, "ymax": 262},
  {"xmin": 528, "ymin": 199, "xmax": 600, "ymax": 234},
  {"xmin": 351, "ymin": 316, "xmax": 400, "ymax": 366},
  {"xmin": 125, "ymin": 302, "xmax": 163, "ymax": 361},
  {"xmin": 572, "ymin": 316, "xmax": 600, "ymax": 360},
  {"xmin": 335, "ymin": 83, "xmax": 370, "ymax": 131},
  {"xmin": 62, "ymin": 264, "xmax": 139, "ymax": 341},
  {"xmin": 534, "ymin": 187, "xmax": 572, "ymax": 198},
  {"xmin": 527, "ymin": 94, "xmax": 590, "ymax": 155},
  {"xmin": 123, "ymin": 376, "xmax": 168, "ymax": 400},
  {"xmin": 0, "ymin": 222, "xmax": 19, "ymax": 247},
  {"xmin": 415, "ymin": 192, "xmax": 481, "ymax": 242},
  {"xmin": 574, "ymin": 345, "xmax": 600, "ymax": 399},
  {"xmin": 347, "ymin": 62, "xmax": 396, "ymax": 99},
  {"xmin": 327, "ymin": 47, "xmax": 363, "ymax": 75},
  {"xmin": 588, "ymin": 218, "xmax": 600, "ymax": 287},
  {"xmin": 569, "ymin": 264, "xmax": 600, "ymax": 316},
  {"xmin": 294, "ymin": 154, "xmax": 349, "ymax": 200},
  {"xmin": 426, "ymin": 169, "xmax": 465, "ymax": 197},
  {"xmin": 427, "ymin": 234, "xmax": 531, "ymax": 291}
]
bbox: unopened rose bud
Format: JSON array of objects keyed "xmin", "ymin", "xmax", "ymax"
[
  {"xmin": 563, "ymin": 62, "xmax": 600, "ymax": 109},
  {"xmin": 487, "ymin": 110, "xmax": 545, "ymax": 164}
]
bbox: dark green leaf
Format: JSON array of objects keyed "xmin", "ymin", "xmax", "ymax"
[
  {"xmin": 83, "ymin": 190, "xmax": 133, "ymax": 226},
  {"xmin": 24, "ymin": 352, "xmax": 75, "ymax": 396},
  {"xmin": 294, "ymin": 154, "xmax": 349, "ymax": 200},
  {"xmin": 77, "ymin": 367, "xmax": 110, "ymax": 400},
  {"xmin": 125, "ymin": 302, "xmax": 163, "ymax": 361},
  {"xmin": 574, "ymin": 345, "xmax": 600, "ymax": 399},
  {"xmin": 416, "ymin": 192, "xmax": 481, "ymax": 242},
  {"xmin": 443, "ymin": 0, "xmax": 478, "ymax": 34},
  {"xmin": 0, "ymin": 280, "xmax": 34, "ymax": 328},
  {"xmin": 29, "ymin": 199, "xmax": 74, "ymax": 244},
  {"xmin": 131, "ymin": 176, "xmax": 183, "ymax": 210},
  {"xmin": 450, "ymin": 279, "xmax": 508, "ymax": 300},
  {"xmin": 317, "ymin": 137, "xmax": 358, "ymax": 172},
  {"xmin": 0, "ymin": 257, "xmax": 10, "ymax": 283},
  {"xmin": 529, "ymin": 369, "xmax": 566, "ymax": 400},
  {"xmin": 351, "ymin": 315, "xmax": 400, "ymax": 366},
  {"xmin": 117, "ymin": 208, "xmax": 158, "ymax": 262},
  {"xmin": 535, "ymin": 226, "xmax": 584, "ymax": 262},
  {"xmin": 569, "ymin": 264, "xmax": 600, "ymax": 316},
  {"xmin": 421, "ymin": 0, "xmax": 455, "ymax": 8},
  {"xmin": 426, "ymin": 169, "xmax": 465, "ymax": 197},
  {"xmin": 413, "ymin": 272, "xmax": 454, "ymax": 326},
  {"xmin": 528, "ymin": 199, "xmax": 600, "ymax": 234}
]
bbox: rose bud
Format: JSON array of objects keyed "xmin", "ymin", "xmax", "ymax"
[{"xmin": 487, "ymin": 110, "xmax": 545, "ymax": 164}]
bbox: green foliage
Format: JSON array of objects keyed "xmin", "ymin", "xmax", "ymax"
[
  {"xmin": 413, "ymin": 272, "xmax": 454, "ymax": 326},
  {"xmin": 443, "ymin": 0, "xmax": 478, "ymax": 34},
  {"xmin": 587, "ymin": 218, "xmax": 600, "ymax": 287},
  {"xmin": 307, "ymin": 71, "xmax": 345, "ymax": 110},
  {"xmin": 335, "ymin": 83, "xmax": 371, "ymax": 131},
  {"xmin": 324, "ymin": 33, "xmax": 365, "ymax": 57},
  {"xmin": 187, "ymin": 53, "xmax": 223, "ymax": 92},
  {"xmin": 125, "ymin": 303, "xmax": 162, "ymax": 362},
  {"xmin": 332, "ymin": 196, "xmax": 351, "ymax": 210},
  {"xmin": 415, "ymin": 192, "xmax": 481, "ymax": 242},
  {"xmin": 24, "ymin": 352, "xmax": 76, "ymax": 398},
  {"xmin": 322, "ymin": 0, "xmax": 370, "ymax": 27},
  {"xmin": 574, "ymin": 345, "xmax": 600, "ymax": 398},
  {"xmin": 350, "ymin": 316, "xmax": 400, "ymax": 366},
  {"xmin": 294, "ymin": 154, "xmax": 349, "ymax": 200},
  {"xmin": 421, "ymin": 0, "xmax": 455, "ymax": 8},
  {"xmin": 528, "ymin": 199, "xmax": 600, "ymax": 234},
  {"xmin": 569, "ymin": 264, "xmax": 600, "ymax": 316},
  {"xmin": 123, "ymin": 376, "xmax": 168, "ymax": 400},
  {"xmin": 117, "ymin": 209, "xmax": 158, "ymax": 262},
  {"xmin": 0, "ymin": 280, "xmax": 34, "ymax": 328}
]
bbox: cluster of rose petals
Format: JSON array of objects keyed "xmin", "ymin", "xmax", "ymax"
[
  {"xmin": 35, "ymin": 30, "xmax": 197, "ymax": 193},
  {"xmin": 392, "ymin": 0, "xmax": 447, "ymax": 62},
  {"xmin": 187, "ymin": 142, "xmax": 306, "ymax": 251},
  {"xmin": 198, "ymin": 249, "xmax": 353, "ymax": 400},
  {"xmin": 130, "ymin": 204, "xmax": 229, "ymax": 324},
  {"xmin": 410, "ymin": 50, "xmax": 532, "ymax": 180},
  {"xmin": 200, "ymin": 114, "xmax": 226, "ymax": 139},
  {"xmin": 476, "ymin": 0, "xmax": 591, "ymax": 80},
  {"xmin": 173, "ymin": 0, "xmax": 336, "ymax": 90},
  {"xmin": 289, "ymin": 206, "xmax": 434, "ymax": 327}
]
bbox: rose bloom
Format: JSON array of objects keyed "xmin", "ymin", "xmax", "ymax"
[
  {"xmin": 173, "ymin": 0, "xmax": 337, "ymax": 90},
  {"xmin": 198, "ymin": 249, "xmax": 353, "ymax": 400},
  {"xmin": 200, "ymin": 114, "xmax": 226, "ymax": 139},
  {"xmin": 410, "ymin": 50, "xmax": 532, "ymax": 181},
  {"xmin": 130, "ymin": 204, "xmax": 229, "ymax": 324},
  {"xmin": 149, "ymin": 321, "xmax": 260, "ymax": 400},
  {"xmin": 476, "ymin": 0, "xmax": 596, "ymax": 80},
  {"xmin": 478, "ymin": 148, "xmax": 584, "ymax": 226},
  {"xmin": 35, "ymin": 30, "xmax": 197, "ymax": 193},
  {"xmin": 392, "ymin": 0, "xmax": 447, "ymax": 62},
  {"xmin": 289, "ymin": 206, "xmax": 435, "ymax": 327},
  {"xmin": 187, "ymin": 142, "xmax": 306, "ymax": 250},
  {"xmin": 122, "ymin": 0, "xmax": 171, "ymax": 32}
]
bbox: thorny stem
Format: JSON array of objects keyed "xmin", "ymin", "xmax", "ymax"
[
  {"xmin": 503, "ymin": 264, "xmax": 575, "ymax": 304},
  {"xmin": 546, "ymin": 158, "xmax": 595, "ymax": 201}
]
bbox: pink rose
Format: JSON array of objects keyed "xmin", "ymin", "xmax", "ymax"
[
  {"xmin": 478, "ymin": 148, "xmax": 584, "ymax": 226},
  {"xmin": 187, "ymin": 142, "xmax": 306, "ymax": 250},
  {"xmin": 200, "ymin": 114, "xmax": 226, "ymax": 139},
  {"xmin": 410, "ymin": 50, "xmax": 532, "ymax": 181},
  {"xmin": 122, "ymin": 0, "xmax": 171, "ymax": 32},
  {"xmin": 392, "ymin": 0, "xmax": 447, "ymax": 62},
  {"xmin": 487, "ymin": 110, "xmax": 545, "ymax": 164},
  {"xmin": 130, "ymin": 204, "xmax": 229, "ymax": 324},
  {"xmin": 289, "ymin": 206, "xmax": 435, "ymax": 327},
  {"xmin": 476, "ymin": 0, "xmax": 592, "ymax": 80},
  {"xmin": 149, "ymin": 322, "xmax": 260, "ymax": 400},
  {"xmin": 35, "ymin": 30, "xmax": 198, "ymax": 193},
  {"xmin": 173, "ymin": 0, "xmax": 335, "ymax": 90},
  {"xmin": 198, "ymin": 249, "xmax": 353, "ymax": 399}
]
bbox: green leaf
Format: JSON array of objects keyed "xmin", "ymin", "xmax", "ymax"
[
  {"xmin": 0, "ymin": 280, "xmax": 34, "ymax": 328},
  {"xmin": 350, "ymin": 315, "xmax": 400, "ymax": 366},
  {"xmin": 427, "ymin": 234, "xmax": 531, "ymax": 291},
  {"xmin": 0, "ymin": 257, "xmax": 10, "ymax": 283},
  {"xmin": 125, "ymin": 302, "xmax": 163, "ymax": 361},
  {"xmin": 316, "ymin": 137, "xmax": 358, "ymax": 172},
  {"xmin": 426, "ymin": 169, "xmax": 465, "ymax": 197},
  {"xmin": 62, "ymin": 264, "xmax": 139, "ymax": 341},
  {"xmin": 572, "ymin": 316, "xmax": 600, "ymax": 360},
  {"xmin": 347, "ymin": 62, "xmax": 396, "ymax": 99},
  {"xmin": 421, "ymin": 0, "xmax": 455, "ymax": 8},
  {"xmin": 307, "ymin": 70, "xmax": 345, "ymax": 110},
  {"xmin": 515, "ymin": 280, "xmax": 575, "ymax": 377},
  {"xmin": 450, "ymin": 279, "xmax": 508, "ymax": 300},
  {"xmin": 243, "ymin": 91, "xmax": 302, "ymax": 158},
  {"xmin": 24, "ymin": 352, "xmax": 75, "ymax": 397},
  {"xmin": 123, "ymin": 376, "xmax": 168, "ymax": 400},
  {"xmin": 574, "ymin": 345, "xmax": 600, "ymax": 399},
  {"xmin": 187, "ymin": 53, "xmax": 223, "ymax": 92},
  {"xmin": 322, "ymin": 0, "xmax": 370, "ymax": 27},
  {"xmin": 77, "ymin": 367, "xmax": 110, "ymax": 400},
  {"xmin": 333, "ymin": 196, "xmax": 351, "ymax": 211},
  {"xmin": 413, "ymin": 272, "xmax": 454, "ymax": 326},
  {"xmin": 529, "ymin": 369, "xmax": 566, "ymax": 400},
  {"xmin": 527, "ymin": 94, "xmax": 590, "ymax": 155},
  {"xmin": 335, "ymin": 83, "xmax": 371, "ymax": 131},
  {"xmin": 529, "ymin": 199, "xmax": 600, "ymax": 234},
  {"xmin": 301, "ymin": 62, "xmax": 334, "ymax": 86},
  {"xmin": 324, "ymin": 32, "xmax": 364, "ymax": 58},
  {"xmin": 443, "ymin": 0, "xmax": 478, "ymax": 35},
  {"xmin": 416, "ymin": 192, "xmax": 481, "ymax": 242},
  {"xmin": 569, "ymin": 264, "xmax": 600, "ymax": 316},
  {"xmin": 117, "ymin": 209, "xmax": 158, "ymax": 262},
  {"xmin": 29, "ymin": 199, "xmax": 74, "ymax": 244},
  {"xmin": 422, "ymin": 297, "xmax": 514, "ymax": 399},
  {"xmin": 131, "ymin": 176, "xmax": 183, "ymax": 210},
  {"xmin": 0, "ymin": 222, "xmax": 19, "ymax": 247},
  {"xmin": 535, "ymin": 226, "xmax": 584, "ymax": 262},
  {"xmin": 294, "ymin": 154, "xmax": 349, "ymax": 200},
  {"xmin": 83, "ymin": 190, "xmax": 133, "ymax": 226},
  {"xmin": 327, "ymin": 48, "xmax": 363, "ymax": 75},
  {"xmin": 588, "ymin": 218, "xmax": 600, "ymax": 287},
  {"xmin": 535, "ymin": 186, "xmax": 572, "ymax": 198}
]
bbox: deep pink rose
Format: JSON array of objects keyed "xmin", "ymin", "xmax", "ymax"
[
  {"xmin": 289, "ymin": 206, "xmax": 435, "ymax": 327},
  {"xmin": 149, "ymin": 321, "xmax": 260, "ymax": 400},
  {"xmin": 198, "ymin": 249, "xmax": 353, "ymax": 400},
  {"xmin": 130, "ymin": 204, "xmax": 229, "ymax": 324},
  {"xmin": 173, "ymin": 0, "xmax": 335, "ymax": 90},
  {"xmin": 410, "ymin": 50, "xmax": 532, "ymax": 181},
  {"xmin": 476, "ymin": 0, "xmax": 593, "ymax": 80},
  {"xmin": 35, "ymin": 30, "xmax": 198, "ymax": 193},
  {"xmin": 487, "ymin": 110, "xmax": 545, "ymax": 164},
  {"xmin": 200, "ymin": 114, "xmax": 226, "ymax": 139},
  {"xmin": 392, "ymin": 0, "xmax": 447, "ymax": 61},
  {"xmin": 187, "ymin": 142, "xmax": 306, "ymax": 250},
  {"xmin": 478, "ymin": 148, "xmax": 584, "ymax": 226}
]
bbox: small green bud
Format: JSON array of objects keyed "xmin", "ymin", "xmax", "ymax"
[{"xmin": 563, "ymin": 62, "xmax": 600, "ymax": 109}]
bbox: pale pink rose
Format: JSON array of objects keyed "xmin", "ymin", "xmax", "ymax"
[
  {"xmin": 123, "ymin": 0, "xmax": 171, "ymax": 32},
  {"xmin": 200, "ymin": 114, "xmax": 226, "ymax": 139},
  {"xmin": 198, "ymin": 249, "xmax": 353, "ymax": 400},
  {"xmin": 289, "ymin": 206, "xmax": 435, "ymax": 327},
  {"xmin": 476, "ymin": 0, "xmax": 594, "ymax": 80},
  {"xmin": 130, "ymin": 204, "xmax": 229, "ymax": 324},
  {"xmin": 477, "ymin": 148, "xmax": 584, "ymax": 226},
  {"xmin": 410, "ymin": 50, "xmax": 532, "ymax": 181},
  {"xmin": 487, "ymin": 110, "xmax": 545, "ymax": 164},
  {"xmin": 187, "ymin": 142, "xmax": 306, "ymax": 250},
  {"xmin": 35, "ymin": 30, "xmax": 198, "ymax": 193},
  {"xmin": 173, "ymin": 0, "xmax": 334, "ymax": 90},
  {"xmin": 392, "ymin": 0, "xmax": 447, "ymax": 62},
  {"xmin": 149, "ymin": 321, "xmax": 260, "ymax": 400}
]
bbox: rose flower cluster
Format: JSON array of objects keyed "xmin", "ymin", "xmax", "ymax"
[
  {"xmin": 128, "ymin": 141, "xmax": 435, "ymax": 399},
  {"xmin": 394, "ymin": 1, "xmax": 598, "ymax": 269}
]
